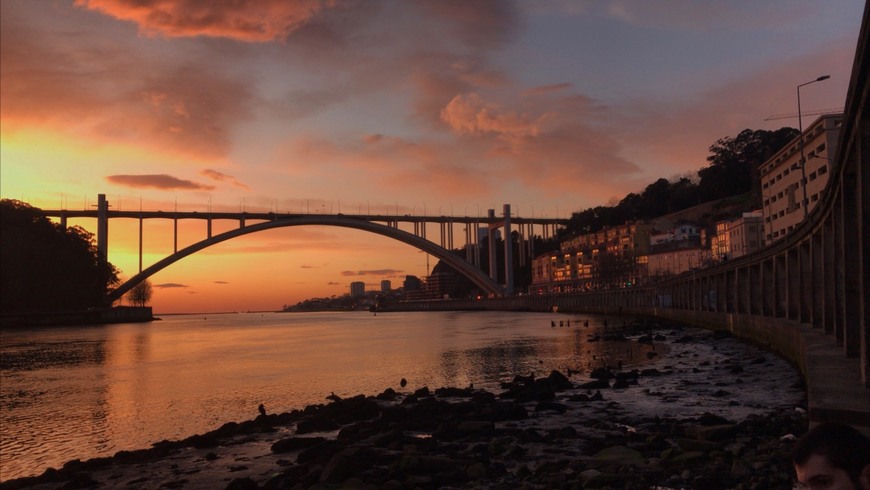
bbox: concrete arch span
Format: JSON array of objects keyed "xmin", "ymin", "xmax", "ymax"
[{"xmin": 108, "ymin": 215, "xmax": 505, "ymax": 303}]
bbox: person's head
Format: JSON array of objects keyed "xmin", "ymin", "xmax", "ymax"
[{"xmin": 792, "ymin": 422, "xmax": 870, "ymax": 490}]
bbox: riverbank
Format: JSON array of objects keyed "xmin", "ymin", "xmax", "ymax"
[{"xmin": 0, "ymin": 324, "xmax": 807, "ymax": 489}]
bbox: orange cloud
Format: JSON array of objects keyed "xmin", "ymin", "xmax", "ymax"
[
  {"xmin": 74, "ymin": 0, "xmax": 344, "ymax": 42},
  {"xmin": 0, "ymin": 8, "xmax": 253, "ymax": 160},
  {"xmin": 441, "ymin": 93, "xmax": 544, "ymax": 138}
]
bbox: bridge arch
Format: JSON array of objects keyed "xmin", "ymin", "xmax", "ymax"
[{"xmin": 108, "ymin": 215, "xmax": 505, "ymax": 303}]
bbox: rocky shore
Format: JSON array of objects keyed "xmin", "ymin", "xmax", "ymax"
[{"xmin": 0, "ymin": 326, "xmax": 808, "ymax": 489}]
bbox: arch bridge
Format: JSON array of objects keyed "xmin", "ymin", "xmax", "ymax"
[{"xmin": 41, "ymin": 203, "xmax": 569, "ymax": 303}]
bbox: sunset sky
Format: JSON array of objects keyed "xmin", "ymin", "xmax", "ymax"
[{"xmin": 1, "ymin": 0, "xmax": 864, "ymax": 313}]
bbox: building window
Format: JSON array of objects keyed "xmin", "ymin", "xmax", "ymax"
[
  {"xmin": 816, "ymin": 143, "xmax": 826, "ymax": 152},
  {"xmin": 809, "ymin": 171, "xmax": 817, "ymax": 181},
  {"xmin": 818, "ymin": 165, "xmax": 828, "ymax": 175}
]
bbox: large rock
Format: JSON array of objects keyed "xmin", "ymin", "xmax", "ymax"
[{"xmin": 593, "ymin": 446, "xmax": 646, "ymax": 466}]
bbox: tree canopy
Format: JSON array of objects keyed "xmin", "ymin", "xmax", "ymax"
[
  {"xmin": 1, "ymin": 199, "xmax": 119, "ymax": 313},
  {"xmin": 561, "ymin": 127, "xmax": 799, "ymax": 238}
]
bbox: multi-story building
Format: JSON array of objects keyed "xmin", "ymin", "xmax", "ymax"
[
  {"xmin": 380, "ymin": 280, "xmax": 391, "ymax": 292},
  {"xmin": 646, "ymin": 222, "xmax": 705, "ymax": 279},
  {"xmin": 650, "ymin": 221, "xmax": 700, "ymax": 246},
  {"xmin": 349, "ymin": 281, "xmax": 366, "ymax": 298},
  {"xmin": 711, "ymin": 212, "xmax": 762, "ymax": 262},
  {"xmin": 646, "ymin": 246, "xmax": 710, "ymax": 278},
  {"xmin": 759, "ymin": 113, "xmax": 843, "ymax": 244},
  {"xmin": 530, "ymin": 222, "xmax": 650, "ymax": 293},
  {"xmin": 726, "ymin": 212, "xmax": 764, "ymax": 259}
]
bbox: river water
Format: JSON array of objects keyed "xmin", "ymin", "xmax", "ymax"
[{"xmin": 1, "ymin": 310, "xmax": 658, "ymax": 481}]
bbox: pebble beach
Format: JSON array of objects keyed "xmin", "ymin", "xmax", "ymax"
[{"xmin": 0, "ymin": 323, "xmax": 808, "ymax": 490}]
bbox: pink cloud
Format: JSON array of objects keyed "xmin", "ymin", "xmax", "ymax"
[
  {"xmin": 74, "ymin": 0, "xmax": 346, "ymax": 42},
  {"xmin": 0, "ymin": 12, "xmax": 253, "ymax": 159}
]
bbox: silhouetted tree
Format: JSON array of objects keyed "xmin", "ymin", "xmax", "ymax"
[
  {"xmin": 1, "ymin": 199, "xmax": 119, "ymax": 314},
  {"xmin": 561, "ymin": 127, "xmax": 798, "ymax": 238},
  {"xmin": 698, "ymin": 127, "xmax": 799, "ymax": 202},
  {"xmin": 127, "ymin": 280, "xmax": 153, "ymax": 307}
]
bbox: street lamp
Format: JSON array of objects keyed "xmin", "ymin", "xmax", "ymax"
[{"xmin": 797, "ymin": 75, "xmax": 830, "ymax": 217}]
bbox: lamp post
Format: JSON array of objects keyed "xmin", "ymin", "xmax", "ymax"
[{"xmin": 797, "ymin": 75, "xmax": 830, "ymax": 217}]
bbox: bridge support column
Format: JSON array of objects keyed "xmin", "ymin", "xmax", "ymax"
[
  {"xmin": 138, "ymin": 216, "xmax": 143, "ymax": 273},
  {"xmin": 97, "ymin": 194, "xmax": 108, "ymax": 260},
  {"xmin": 812, "ymin": 231, "xmax": 824, "ymax": 329},
  {"xmin": 841, "ymin": 143, "xmax": 863, "ymax": 359},
  {"xmin": 487, "ymin": 210, "xmax": 497, "ymax": 283},
  {"xmin": 777, "ymin": 253, "xmax": 788, "ymax": 317},
  {"xmin": 763, "ymin": 258, "xmax": 774, "ymax": 316},
  {"xmin": 504, "ymin": 204, "xmax": 514, "ymax": 295},
  {"xmin": 824, "ymin": 217, "xmax": 836, "ymax": 334},
  {"xmin": 174, "ymin": 215, "xmax": 178, "ymax": 254},
  {"xmin": 788, "ymin": 249, "xmax": 801, "ymax": 320},
  {"xmin": 800, "ymin": 241, "xmax": 812, "ymax": 324}
]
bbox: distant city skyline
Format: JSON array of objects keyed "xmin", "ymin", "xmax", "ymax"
[{"xmin": 0, "ymin": 0, "xmax": 863, "ymax": 313}]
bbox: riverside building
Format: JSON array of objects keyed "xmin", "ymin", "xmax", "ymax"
[
  {"xmin": 759, "ymin": 113, "xmax": 843, "ymax": 245},
  {"xmin": 530, "ymin": 222, "xmax": 650, "ymax": 293}
]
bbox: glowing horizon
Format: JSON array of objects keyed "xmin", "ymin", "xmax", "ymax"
[{"xmin": 1, "ymin": 0, "xmax": 863, "ymax": 312}]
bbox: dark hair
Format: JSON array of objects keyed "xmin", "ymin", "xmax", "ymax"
[{"xmin": 793, "ymin": 423, "xmax": 870, "ymax": 486}]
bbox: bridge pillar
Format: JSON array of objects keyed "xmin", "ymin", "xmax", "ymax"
[
  {"xmin": 487, "ymin": 209, "xmax": 497, "ymax": 283},
  {"xmin": 812, "ymin": 231, "xmax": 824, "ymax": 329},
  {"xmin": 800, "ymin": 241, "xmax": 812, "ymax": 324},
  {"xmin": 762, "ymin": 258, "xmax": 774, "ymax": 316},
  {"xmin": 97, "ymin": 194, "xmax": 108, "ymax": 260},
  {"xmin": 841, "ymin": 143, "xmax": 863, "ymax": 359},
  {"xmin": 823, "ymin": 217, "xmax": 836, "ymax": 334},
  {"xmin": 138, "ymin": 216, "xmax": 143, "ymax": 273},
  {"xmin": 787, "ymin": 248, "xmax": 800, "ymax": 320},
  {"xmin": 504, "ymin": 204, "xmax": 514, "ymax": 295}
]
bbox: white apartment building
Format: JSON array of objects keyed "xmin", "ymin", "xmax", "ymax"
[
  {"xmin": 759, "ymin": 114, "xmax": 843, "ymax": 244},
  {"xmin": 712, "ymin": 212, "xmax": 764, "ymax": 261}
]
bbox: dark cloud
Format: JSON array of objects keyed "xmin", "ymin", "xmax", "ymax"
[
  {"xmin": 214, "ymin": 281, "xmax": 228, "ymax": 284},
  {"xmin": 201, "ymin": 169, "xmax": 249, "ymax": 189},
  {"xmin": 327, "ymin": 281, "xmax": 341, "ymax": 285},
  {"xmin": 341, "ymin": 269, "xmax": 404, "ymax": 276},
  {"xmin": 413, "ymin": 0, "xmax": 521, "ymax": 49},
  {"xmin": 523, "ymin": 83, "xmax": 573, "ymax": 96},
  {"xmin": 154, "ymin": 282, "xmax": 189, "ymax": 288},
  {"xmin": 106, "ymin": 174, "xmax": 215, "ymax": 190}
]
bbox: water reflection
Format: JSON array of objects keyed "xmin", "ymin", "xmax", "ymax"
[{"xmin": 0, "ymin": 311, "xmax": 660, "ymax": 481}]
